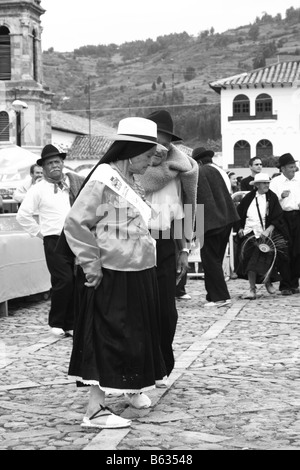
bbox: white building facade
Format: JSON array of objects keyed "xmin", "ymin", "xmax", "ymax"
[{"xmin": 209, "ymin": 61, "xmax": 300, "ymax": 168}]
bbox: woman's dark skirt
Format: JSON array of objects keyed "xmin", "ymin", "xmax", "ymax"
[
  {"xmin": 68, "ymin": 266, "xmax": 167, "ymax": 393},
  {"xmin": 235, "ymin": 232, "xmax": 281, "ymax": 283}
]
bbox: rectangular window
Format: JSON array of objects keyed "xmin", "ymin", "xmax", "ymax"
[
  {"xmin": 0, "ymin": 39, "xmax": 11, "ymax": 80},
  {"xmin": 265, "ymin": 102, "xmax": 272, "ymax": 112}
]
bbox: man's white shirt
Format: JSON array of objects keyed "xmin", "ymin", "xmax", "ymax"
[
  {"xmin": 16, "ymin": 179, "xmax": 71, "ymax": 237},
  {"xmin": 269, "ymin": 172, "xmax": 300, "ymax": 211}
]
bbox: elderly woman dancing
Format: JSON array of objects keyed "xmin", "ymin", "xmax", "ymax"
[
  {"xmin": 235, "ymin": 173, "xmax": 289, "ymax": 300},
  {"xmin": 63, "ymin": 117, "xmax": 167, "ymax": 429}
]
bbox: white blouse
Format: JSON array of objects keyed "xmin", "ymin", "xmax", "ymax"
[
  {"xmin": 244, "ymin": 193, "xmax": 267, "ymax": 238},
  {"xmin": 64, "ymin": 179, "xmax": 156, "ymax": 276}
]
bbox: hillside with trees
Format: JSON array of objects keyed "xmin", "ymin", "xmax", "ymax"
[{"xmin": 43, "ymin": 6, "xmax": 300, "ymax": 149}]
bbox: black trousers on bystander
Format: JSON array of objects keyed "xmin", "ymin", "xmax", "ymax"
[{"xmin": 43, "ymin": 235, "xmax": 75, "ymax": 331}]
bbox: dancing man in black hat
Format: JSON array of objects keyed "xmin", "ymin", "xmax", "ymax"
[
  {"xmin": 16, "ymin": 144, "xmax": 85, "ymax": 336},
  {"xmin": 138, "ymin": 110, "xmax": 198, "ymax": 378}
]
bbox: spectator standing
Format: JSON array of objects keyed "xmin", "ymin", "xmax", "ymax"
[
  {"xmin": 13, "ymin": 164, "xmax": 43, "ymax": 203},
  {"xmin": 63, "ymin": 117, "xmax": 167, "ymax": 429},
  {"xmin": 234, "ymin": 173, "xmax": 289, "ymax": 299},
  {"xmin": 16, "ymin": 145, "xmax": 85, "ymax": 336},
  {"xmin": 138, "ymin": 110, "xmax": 198, "ymax": 376},
  {"xmin": 240, "ymin": 157, "xmax": 263, "ymax": 191},
  {"xmin": 193, "ymin": 147, "xmax": 239, "ymax": 307},
  {"xmin": 269, "ymin": 153, "xmax": 300, "ymax": 295},
  {"xmin": 227, "ymin": 171, "xmax": 240, "ymax": 194}
]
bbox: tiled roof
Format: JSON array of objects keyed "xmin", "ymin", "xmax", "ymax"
[
  {"xmin": 66, "ymin": 135, "xmax": 113, "ymax": 160},
  {"xmin": 51, "ymin": 110, "xmax": 114, "ymax": 135},
  {"xmin": 174, "ymin": 143, "xmax": 193, "ymax": 156},
  {"xmin": 67, "ymin": 137, "xmax": 194, "ymax": 162},
  {"xmin": 209, "ymin": 60, "xmax": 300, "ymax": 93}
]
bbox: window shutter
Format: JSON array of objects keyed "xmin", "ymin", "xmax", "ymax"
[
  {"xmin": 0, "ymin": 111, "xmax": 10, "ymax": 141},
  {"xmin": 0, "ymin": 27, "xmax": 11, "ymax": 81}
]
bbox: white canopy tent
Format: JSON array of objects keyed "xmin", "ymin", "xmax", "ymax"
[{"xmin": 0, "ymin": 146, "xmax": 38, "ymax": 191}]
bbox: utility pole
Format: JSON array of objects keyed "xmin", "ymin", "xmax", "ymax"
[
  {"xmin": 85, "ymin": 77, "xmax": 92, "ymax": 156},
  {"xmin": 171, "ymin": 72, "xmax": 175, "ymax": 105},
  {"xmin": 88, "ymin": 76, "xmax": 91, "ymax": 157}
]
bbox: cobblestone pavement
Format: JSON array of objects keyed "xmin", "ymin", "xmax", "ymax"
[{"xmin": 1, "ymin": 276, "xmax": 300, "ymax": 451}]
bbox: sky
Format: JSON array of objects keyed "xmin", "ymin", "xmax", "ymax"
[{"xmin": 41, "ymin": 0, "xmax": 299, "ymax": 52}]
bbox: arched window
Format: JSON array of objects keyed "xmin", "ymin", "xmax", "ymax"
[
  {"xmin": 32, "ymin": 29, "xmax": 38, "ymax": 81},
  {"xmin": 256, "ymin": 139, "xmax": 273, "ymax": 158},
  {"xmin": 0, "ymin": 26, "xmax": 11, "ymax": 80},
  {"xmin": 255, "ymin": 94, "xmax": 273, "ymax": 118},
  {"xmin": 234, "ymin": 140, "xmax": 250, "ymax": 166},
  {"xmin": 233, "ymin": 94, "xmax": 250, "ymax": 119},
  {"xmin": 0, "ymin": 111, "xmax": 10, "ymax": 141}
]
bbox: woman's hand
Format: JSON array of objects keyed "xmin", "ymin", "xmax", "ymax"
[
  {"xmin": 262, "ymin": 225, "xmax": 274, "ymax": 238},
  {"xmin": 238, "ymin": 228, "xmax": 244, "ymax": 238},
  {"xmin": 176, "ymin": 251, "xmax": 189, "ymax": 284},
  {"xmin": 84, "ymin": 271, "xmax": 103, "ymax": 289}
]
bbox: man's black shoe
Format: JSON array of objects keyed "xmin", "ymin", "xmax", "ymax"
[{"xmin": 281, "ymin": 289, "xmax": 293, "ymax": 296}]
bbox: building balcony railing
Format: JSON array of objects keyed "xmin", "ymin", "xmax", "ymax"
[{"xmin": 228, "ymin": 114, "xmax": 278, "ymax": 121}]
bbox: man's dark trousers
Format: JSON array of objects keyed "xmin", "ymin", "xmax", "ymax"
[
  {"xmin": 155, "ymin": 235, "xmax": 178, "ymax": 376},
  {"xmin": 43, "ymin": 235, "xmax": 75, "ymax": 331},
  {"xmin": 201, "ymin": 225, "xmax": 232, "ymax": 302}
]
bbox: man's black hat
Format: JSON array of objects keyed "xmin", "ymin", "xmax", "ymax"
[
  {"xmin": 192, "ymin": 147, "xmax": 214, "ymax": 161},
  {"xmin": 147, "ymin": 109, "xmax": 182, "ymax": 141},
  {"xmin": 36, "ymin": 144, "xmax": 66, "ymax": 166},
  {"xmin": 277, "ymin": 153, "xmax": 297, "ymax": 169}
]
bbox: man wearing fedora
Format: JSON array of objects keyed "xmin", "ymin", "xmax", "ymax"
[
  {"xmin": 138, "ymin": 109, "xmax": 198, "ymax": 377},
  {"xmin": 16, "ymin": 144, "xmax": 85, "ymax": 336},
  {"xmin": 269, "ymin": 153, "xmax": 300, "ymax": 295},
  {"xmin": 193, "ymin": 146, "xmax": 239, "ymax": 307},
  {"xmin": 192, "ymin": 147, "xmax": 232, "ymax": 192}
]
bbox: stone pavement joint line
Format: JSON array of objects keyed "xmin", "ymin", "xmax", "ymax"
[{"xmin": 83, "ymin": 301, "xmax": 246, "ymax": 450}]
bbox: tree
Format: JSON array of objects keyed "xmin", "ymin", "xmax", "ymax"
[
  {"xmin": 286, "ymin": 6, "xmax": 296, "ymax": 22},
  {"xmin": 248, "ymin": 24, "xmax": 259, "ymax": 41},
  {"xmin": 253, "ymin": 54, "xmax": 265, "ymax": 69},
  {"xmin": 151, "ymin": 81, "xmax": 156, "ymax": 91},
  {"xmin": 184, "ymin": 66, "xmax": 196, "ymax": 81}
]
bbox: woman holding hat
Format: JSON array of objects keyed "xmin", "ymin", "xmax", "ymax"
[
  {"xmin": 63, "ymin": 117, "xmax": 167, "ymax": 429},
  {"xmin": 234, "ymin": 173, "xmax": 289, "ymax": 299}
]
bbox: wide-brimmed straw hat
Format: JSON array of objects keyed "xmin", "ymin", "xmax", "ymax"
[
  {"xmin": 36, "ymin": 144, "xmax": 66, "ymax": 166},
  {"xmin": 106, "ymin": 117, "xmax": 166, "ymax": 150},
  {"xmin": 250, "ymin": 173, "xmax": 271, "ymax": 185}
]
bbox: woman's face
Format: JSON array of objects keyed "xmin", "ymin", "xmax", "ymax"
[
  {"xmin": 230, "ymin": 175, "xmax": 237, "ymax": 187},
  {"xmin": 129, "ymin": 147, "xmax": 156, "ymax": 174}
]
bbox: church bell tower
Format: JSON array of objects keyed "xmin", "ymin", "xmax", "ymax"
[{"xmin": 0, "ymin": 0, "xmax": 53, "ymax": 153}]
